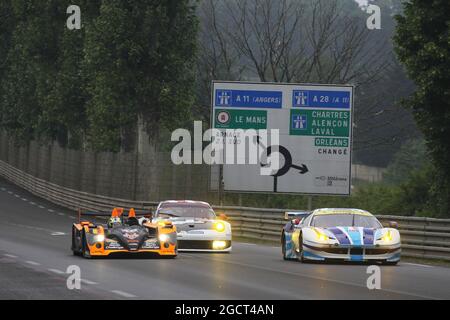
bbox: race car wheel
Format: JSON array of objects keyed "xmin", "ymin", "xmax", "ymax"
[
  {"xmin": 382, "ymin": 261, "xmax": 399, "ymax": 266},
  {"xmin": 299, "ymin": 233, "xmax": 306, "ymax": 263},
  {"xmin": 81, "ymin": 232, "xmax": 91, "ymax": 259},
  {"xmin": 282, "ymin": 232, "xmax": 297, "ymax": 261},
  {"xmin": 281, "ymin": 233, "xmax": 289, "ymax": 260},
  {"xmin": 72, "ymin": 227, "xmax": 82, "ymax": 256}
]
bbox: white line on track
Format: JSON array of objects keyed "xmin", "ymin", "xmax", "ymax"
[
  {"xmin": 185, "ymin": 254, "xmax": 441, "ymax": 300},
  {"xmin": 4, "ymin": 254, "xmax": 18, "ymax": 259},
  {"xmin": 58, "ymin": 213, "xmax": 65, "ymax": 216},
  {"xmin": 14, "ymin": 194, "xmax": 20, "ymax": 197},
  {"xmin": 81, "ymin": 279, "xmax": 98, "ymax": 285},
  {"xmin": 50, "ymin": 232, "xmax": 66, "ymax": 236},
  {"xmin": 8, "ymin": 191, "xmax": 13, "ymax": 194},
  {"xmin": 48, "ymin": 268, "xmax": 65, "ymax": 275},
  {"xmin": 48, "ymin": 209, "xmax": 54, "ymax": 213},
  {"xmin": 30, "ymin": 202, "xmax": 36, "ymax": 205},
  {"xmin": 21, "ymin": 198, "xmax": 28, "ymax": 201},
  {"xmin": 38, "ymin": 206, "xmax": 45, "ymax": 209},
  {"xmin": 111, "ymin": 290, "xmax": 137, "ymax": 298},
  {"xmin": 25, "ymin": 261, "xmax": 41, "ymax": 266},
  {"xmin": 0, "ymin": 187, "xmax": 6, "ymax": 191},
  {"xmin": 404, "ymin": 263, "xmax": 434, "ymax": 268}
]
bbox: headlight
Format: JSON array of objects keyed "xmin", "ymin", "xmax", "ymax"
[
  {"xmin": 314, "ymin": 229, "xmax": 330, "ymax": 243},
  {"xmin": 213, "ymin": 240, "xmax": 227, "ymax": 250},
  {"xmin": 380, "ymin": 230, "xmax": 393, "ymax": 242},
  {"xmin": 214, "ymin": 221, "xmax": 226, "ymax": 232},
  {"xmin": 159, "ymin": 234, "xmax": 170, "ymax": 243},
  {"xmin": 93, "ymin": 235, "xmax": 105, "ymax": 243}
]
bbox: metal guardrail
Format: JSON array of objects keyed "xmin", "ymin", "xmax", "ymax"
[
  {"xmin": 1, "ymin": 159, "xmax": 450, "ymax": 262},
  {"xmin": 0, "ymin": 160, "xmax": 158, "ymax": 212}
]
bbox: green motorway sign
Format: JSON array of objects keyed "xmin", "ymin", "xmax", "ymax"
[
  {"xmin": 214, "ymin": 109, "xmax": 267, "ymax": 129},
  {"xmin": 290, "ymin": 109, "xmax": 350, "ymax": 137}
]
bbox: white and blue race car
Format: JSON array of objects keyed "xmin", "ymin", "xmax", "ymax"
[
  {"xmin": 281, "ymin": 208, "xmax": 401, "ymax": 265},
  {"xmin": 152, "ymin": 200, "xmax": 232, "ymax": 252}
]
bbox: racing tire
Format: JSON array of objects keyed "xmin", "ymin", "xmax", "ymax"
[
  {"xmin": 299, "ymin": 234, "xmax": 306, "ymax": 263},
  {"xmin": 382, "ymin": 261, "xmax": 399, "ymax": 266},
  {"xmin": 281, "ymin": 233, "xmax": 289, "ymax": 260},
  {"xmin": 163, "ymin": 255, "xmax": 177, "ymax": 259},
  {"xmin": 72, "ymin": 227, "xmax": 81, "ymax": 256},
  {"xmin": 81, "ymin": 232, "xmax": 91, "ymax": 259},
  {"xmin": 282, "ymin": 233, "xmax": 297, "ymax": 261}
]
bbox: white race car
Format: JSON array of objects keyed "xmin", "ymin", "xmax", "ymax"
[
  {"xmin": 153, "ymin": 200, "xmax": 232, "ymax": 252},
  {"xmin": 282, "ymin": 208, "xmax": 401, "ymax": 264}
]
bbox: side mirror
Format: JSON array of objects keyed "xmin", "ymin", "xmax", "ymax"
[
  {"xmin": 388, "ymin": 221, "xmax": 398, "ymax": 229},
  {"xmin": 219, "ymin": 213, "xmax": 228, "ymax": 221}
]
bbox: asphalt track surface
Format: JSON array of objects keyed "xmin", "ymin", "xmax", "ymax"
[{"xmin": 1, "ymin": 177, "xmax": 450, "ymax": 300}]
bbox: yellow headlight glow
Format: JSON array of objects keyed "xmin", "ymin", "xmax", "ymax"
[
  {"xmin": 213, "ymin": 240, "xmax": 227, "ymax": 250},
  {"xmin": 93, "ymin": 235, "xmax": 105, "ymax": 243},
  {"xmin": 159, "ymin": 234, "xmax": 170, "ymax": 243},
  {"xmin": 381, "ymin": 231, "xmax": 393, "ymax": 242},
  {"xmin": 214, "ymin": 221, "xmax": 226, "ymax": 232},
  {"xmin": 314, "ymin": 229, "xmax": 329, "ymax": 242}
]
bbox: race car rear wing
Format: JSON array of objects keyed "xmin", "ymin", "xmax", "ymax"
[
  {"xmin": 284, "ymin": 211, "xmax": 311, "ymax": 221},
  {"xmin": 77, "ymin": 208, "xmax": 153, "ymax": 223}
]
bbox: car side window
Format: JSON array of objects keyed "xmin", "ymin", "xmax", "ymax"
[{"xmin": 303, "ymin": 215, "xmax": 312, "ymax": 227}]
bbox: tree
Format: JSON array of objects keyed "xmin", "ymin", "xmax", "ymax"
[
  {"xmin": 394, "ymin": 0, "xmax": 450, "ymax": 215},
  {"xmin": 384, "ymin": 139, "xmax": 427, "ymax": 184},
  {"xmin": 1, "ymin": 1, "xmax": 72, "ymax": 143},
  {"xmin": 0, "ymin": 0, "xmax": 198, "ymax": 152},
  {"xmin": 1, "ymin": 1, "xmax": 47, "ymax": 142},
  {"xmin": 84, "ymin": 0, "xmax": 198, "ymax": 152},
  {"xmin": 44, "ymin": 0, "xmax": 101, "ymax": 148},
  {"xmin": 0, "ymin": 0, "xmax": 15, "ymax": 127},
  {"xmin": 196, "ymin": 0, "xmax": 418, "ymax": 167}
]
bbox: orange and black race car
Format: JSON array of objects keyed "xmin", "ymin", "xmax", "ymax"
[{"xmin": 71, "ymin": 208, "xmax": 177, "ymax": 258}]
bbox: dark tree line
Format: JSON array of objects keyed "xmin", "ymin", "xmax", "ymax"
[
  {"xmin": 0, "ymin": 0, "xmax": 198, "ymax": 152},
  {"xmin": 394, "ymin": 0, "xmax": 450, "ymax": 216}
]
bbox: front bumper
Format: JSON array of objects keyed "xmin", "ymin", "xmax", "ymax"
[
  {"xmin": 177, "ymin": 230, "xmax": 232, "ymax": 252},
  {"xmin": 89, "ymin": 249, "xmax": 177, "ymax": 257},
  {"xmin": 302, "ymin": 242, "xmax": 401, "ymax": 262},
  {"xmin": 178, "ymin": 240, "xmax": 232, "ymax": 252},
  {"xmin": 87, "ymin": 241, "xmax": 177, "ymax": 257}
]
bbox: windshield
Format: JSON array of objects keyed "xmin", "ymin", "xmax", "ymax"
[
  {"xmin": 157, "ymin": 205, "xmax": 216, "ymax": 220},
  {"xmin": 311, "ymin": 214, "xmax": 382, "ymax": 229}
]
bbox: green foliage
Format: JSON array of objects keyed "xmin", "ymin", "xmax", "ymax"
[
  {"xmin": 0, "ymin": 1, "xmax": 14, "ymax": 106},
  {"xmin": 83, "ymin": 0, "xmax": 198, "ymax": 151},
  {"xmin": 0, "ymin": 0, "xmax": 198, "ymax": 152},
  {"xmin": 223, "ymin": 178, "xmax": 440, "ymax": 217},
  {"xmin": 394, "ymin": 0, "xmax": 450, "ymax": 214},
  {"xmin": 43, "ymin": 0, "xmax": 101, "ymax": 148},
  {"xmin": 384, "ymin": 139, "xmax": 428, "ymax": 184},
  {"xmin": 396, "ymin": 164, "xmax": 433, "ymax": 216}
]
